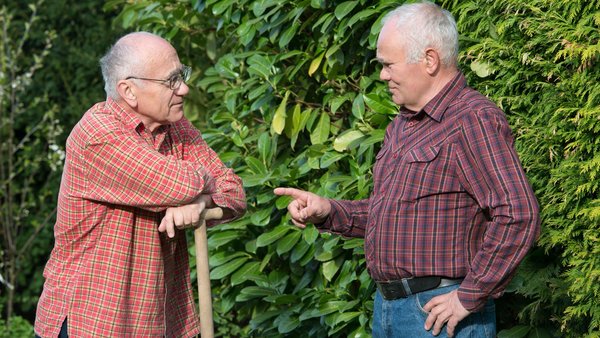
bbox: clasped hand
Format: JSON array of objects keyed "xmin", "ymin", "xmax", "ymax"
[{"xmin": 158, "ymin": 194, "xmax": 213, "ymax": 238}]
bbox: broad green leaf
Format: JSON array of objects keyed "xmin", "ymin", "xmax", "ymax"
[
  {"xmin": 291, "ymin": 107, "xmax": 313, "ymax": 149},
  {"xmin": 239, "ymin": 174, "xmax": 267, "ymax": 188},
  {"xmin": 276, "ymin": 229, "xmax": 302, "ymax": 255},
  {"xmin": 352, "ymin": 93, "xmax": 365, "ymax": 120},
  {"xmin": 210, "ymin": 256, "xmax": 248, "ymax": 280},
  {"xmin": 310, "ymin": 112, "xmax": 330, "ymax": 145},
  {"xmin": 264, "ymin": 294, "xmax": 299, "ymax": 305},
  {"xmin": 272, "ymin": 91, "xmax": 289, "ymax": 135},
  {"xmin": 258, "ymin": 132, "xmax": 273, "ymax": 165},
  {"xmin": 347, "ymin": 8, "xmax": 378, "ymax": 27},
  {"xmin": 330, "ymin": 93, "xmax": 354, "ymax": 114},
  {"xmin": 333, "ymin": 130, "xmax": 365, "ymax": 152},
  {"xmin": 309, "ymin": 51, "xmax": 325, "ymax": 76},
  {"xmin": 236, "ymin": 286, "xmax": 277, "ymax": 302},
  {"xmin": 209, "ymin": 251, "xmax": 247, "ymax": 267},
  {"xmin": 206, "ymin": 31, "xmax": 217, "ymax": 61},
  {"xmin": 275, "ymin": 195, "xmax": 293, "ymax": 210},
  {"xmin": 291, "ymin": 238, "xmax": 311, "ymax": 263},
  {"xmin": 299, "ymin": 300, "xmax": 347, "ymax": 320},
  {"xmin": 277, "ymin": 313, "xmax": 300, "ymax": 333},
  {"xmin": 364, "ymin": 93, "xmax": 398, "ymax": 115},
  {"xmin": 208, "ymin": 230, "xmax": 240, "ymax": 248},
  {"xmin": 212, "ymin": 0, "xmax": 235, "ymax": 16},
  {"xmin": 248, "ymin": 54, "xmax": 273, "ymax": 79},
  {"xmin": 315, "ymin": 246, "xmax": 342, "ymax": 262},
  {"xmin": 471, "ymin": 60, "xmax": 493, "ymax": 78},
  {"xmin": 298, "ymin": 244, "xmax": 316, "ymax": 266},
  {"xmin": 332, "ymin": 311, "xmax": 361, "ymax": 325},
  {"xmin": 279, "ymin": 22, "xmax": 299, "ymax": 48},
  {"xmin": 497, "ymin": 325, "xmax": 531, "ymax": 338},
  {"xmin": 334, "ymin": 1, "xmax": 358, "ymax": 20},
  {"xmin": 245, "ymin": 156, "xmax": 267, "ymax": 174},
  {"xmin": 320, "ymin": 152, "xmax": 346, "ymax": 168},
  {"xmin": 230, "ymin": 261, "xmax": 263, "ymax": 286},
  {"xmin": 250, "ymin": 207, "xmax": 272, "ymax": 226},
  {"xmin": 322, "ymin": 256, "xmax": 343, "ymax": 281},
  {"xmin": 256, "ymin": 224, "xmax": 291, "ymax": 247},
  {"xmin": 303, "ymin": 225, "xmax": 319, "ymax": 244}
]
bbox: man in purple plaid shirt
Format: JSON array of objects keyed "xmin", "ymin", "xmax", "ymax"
[{"xmin": 275, "ymin": 1, "xmax": 540, "ymax": 337}]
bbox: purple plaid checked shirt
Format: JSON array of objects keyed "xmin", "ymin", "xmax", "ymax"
[{"xmin": 320, "ymin": 73, "xmax": 540, "ymax": 311}]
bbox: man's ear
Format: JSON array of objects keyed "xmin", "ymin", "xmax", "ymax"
[
  {"xmin": 423, "ymin": 48, "xmax": 441, "ymax": 75},
  {"xmin": 116, "ymin": 80, "xmax": 138, "ymax": 108}
]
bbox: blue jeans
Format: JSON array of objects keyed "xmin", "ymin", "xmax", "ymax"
[{"xmin": 373, "ymin": 284, "xmax": 496, "ymax": 337}]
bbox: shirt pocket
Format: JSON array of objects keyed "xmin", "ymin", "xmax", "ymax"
[{"xmin": 399, "ymin": 144, "xmax": 452, "ymax": 202}]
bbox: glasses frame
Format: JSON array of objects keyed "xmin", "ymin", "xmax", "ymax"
[{"xmin": 126, "ymin": 65, "xmax": 191, "ymax": 90}]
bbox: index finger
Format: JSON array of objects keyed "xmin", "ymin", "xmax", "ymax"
[
  {"xmin": 423, "ymin": 293, "xmax": 445, "ymax": 312},
  {"xmin": 274, "ymin": 187, "xmax": 306, "ymax": 199}
]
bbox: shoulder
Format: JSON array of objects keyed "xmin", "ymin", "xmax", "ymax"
[
  {"xmin": 69, "ymin": 102, "xmax": 129, "ymax": 146},
  {"xmin": 453, "ymin": 87, "xmax": 508, "ymax": 125},
  {"xmin": 169, "ymin": 116, "xmax": 202, "ymax": 141}
]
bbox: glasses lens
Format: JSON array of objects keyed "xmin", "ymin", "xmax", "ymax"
[
  {"xmin": 169, "ymin": 65, "xmax": 191, "ymax": 89},
  {"xmin": 182, "ymin": 65, "xmax": 191, "ymax": 81}
]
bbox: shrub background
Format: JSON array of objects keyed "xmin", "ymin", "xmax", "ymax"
[{"xmin": 1, "ymin": 0, "xmax": 599, "ymax": 337}]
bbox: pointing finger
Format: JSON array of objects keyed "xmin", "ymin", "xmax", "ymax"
[{"xmin": 274, "ymin": 187, "xmax": 306, "ymax": 200}]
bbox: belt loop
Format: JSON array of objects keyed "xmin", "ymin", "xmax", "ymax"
[{"xmin": 401, "ymin": 278, "xmax": 412, "ymax": 296}]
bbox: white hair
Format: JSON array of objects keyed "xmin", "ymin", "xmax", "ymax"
[
  {"xmin": 99, "ymin": 32, "xmax": 157, "ymax": 99},
  {"xmin": 381, "ymin": 1, "xmax": 458, "ymax": 67}
]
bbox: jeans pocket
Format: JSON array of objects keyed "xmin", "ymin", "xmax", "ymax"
[{"xmin": 415, "ymin": 292, "xmax": 430, "ymax": 315}]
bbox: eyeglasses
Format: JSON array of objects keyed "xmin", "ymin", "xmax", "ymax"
[{"xmin": 126, "ymin": 65, "xmax": 191, "ymax": 90}]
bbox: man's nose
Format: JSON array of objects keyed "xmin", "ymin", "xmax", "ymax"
[
  {"xmin": 379, "ymin": 68, "xmax": 390, "ymax": 81},
  {"xmin": 176, "ymin": 82, "xmax": 190, "ymax": 96}
]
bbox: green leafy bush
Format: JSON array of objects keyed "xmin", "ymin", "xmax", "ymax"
[
  {"xmin": 1, "ymin": 0, "xmax": 123, "ymax": 325},
  {"xmin": 103, "ymin": 0, "xmax": 599, "ymax": 337},
  {"xmin": 0, "ymin": 315, "xmax": 34, "ymax": 338}
]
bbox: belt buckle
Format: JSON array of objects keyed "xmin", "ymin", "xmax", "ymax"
[{"xmin": 377, "ymin": 278, "xmax": 412, "ymax": 300}]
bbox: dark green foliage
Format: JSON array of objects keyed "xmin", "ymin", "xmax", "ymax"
[{"xmin": 0, "ymin": 0, "xmax": 123, "ymax": 326}]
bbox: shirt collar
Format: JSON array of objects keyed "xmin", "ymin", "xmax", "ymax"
[
  {"xmin": 106, "ymin": 97, "xmax": 144, "ymax": 131},
  {"xmin": 401, "ymin": 72, "xmax": 466, "ymax": 122}
]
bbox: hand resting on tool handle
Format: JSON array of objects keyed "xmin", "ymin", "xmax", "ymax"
[{"xmin": 158, "ymin": 194, "xmax": 214, "ymax": 238}]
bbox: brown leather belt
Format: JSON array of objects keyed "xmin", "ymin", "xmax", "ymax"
[{"xmin": 376, "ymin": 276, "xmax": 464, "ymax": 300}]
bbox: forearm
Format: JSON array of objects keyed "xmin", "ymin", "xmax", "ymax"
[{"xmin": 317, "ymin": 199, "xmax": 370, "ymax": 237}]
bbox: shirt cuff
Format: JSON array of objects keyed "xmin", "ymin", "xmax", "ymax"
[{"xmin": 456, "ymin": 282, "xmax": 489, "ymax": 312}]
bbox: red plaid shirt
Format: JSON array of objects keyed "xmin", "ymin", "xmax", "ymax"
[
  {"xmin": 35, "ymin": 98, "xmax": 246, "ymax": 337},
  {"xmin": 321, "ymin": 73, "xmax": 540, "ymax": 311}
]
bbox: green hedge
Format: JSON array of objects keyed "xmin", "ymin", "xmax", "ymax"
[{"xmin": 0, "ymin": 0, "xmax": 123, "ymax": 325}]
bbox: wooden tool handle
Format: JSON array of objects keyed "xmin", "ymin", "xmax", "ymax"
[{"xmin": 194, "ymin": 207, "xmax": 223, "ymax": 338}]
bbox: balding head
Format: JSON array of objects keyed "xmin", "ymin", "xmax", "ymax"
[
  {"xmin": 100, "ymin": 32, "xmax": 176, "ymax": 99},
  {"xmin": 379, "ymin": 1, "xmax": 458, "ymax": 68}
]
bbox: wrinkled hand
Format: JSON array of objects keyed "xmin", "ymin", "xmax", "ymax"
[
  {"xmin": 273, "ymin": 187, "xmax": 331, "ymax": 228},
  {"xmin": 423, "ymin": 289, "xmax": 470, "ymax": 337},
  {"xmin": 158, "ymin": 194, "xmax": 214, "ymax": 238}
]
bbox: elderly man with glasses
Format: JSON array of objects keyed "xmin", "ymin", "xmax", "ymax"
[{"xmin": 34, "ymin": 32, "xmax": 246, "ymax": 338}]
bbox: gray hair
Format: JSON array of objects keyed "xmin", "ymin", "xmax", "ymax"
[
  {"xmin": 99, "ymin": 32, "xmax": 155, "ymax": 99},
  {"xmin": 381, "ymin": 1, "xmax": 458, "ymax": 67}
]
